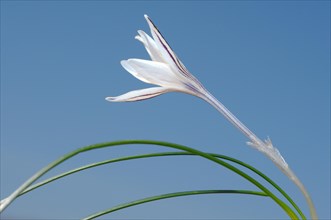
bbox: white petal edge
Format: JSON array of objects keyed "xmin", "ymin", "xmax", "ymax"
[
  {"xmin": 144, "ymin": 15, "xmax": 178, "ymax": 70},
  {"xmin": 120, "ymin": 59, "xmax": 183, "ymax": 88},
  {"xmin": 136, "ymin": 30, "xmax": 164, "ymax": 62},
  {"xmin": 105, "ymin": 87, "xmax": 173, "ymax": 102},
  {"xmin": 143, "ymin": 15, "xmax": 204, "ymax": 90}
]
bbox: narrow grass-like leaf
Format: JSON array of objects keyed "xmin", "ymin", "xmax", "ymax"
[
  {"xmin": 0, "ymin": 140, "xmax": 299, "ymax": 219},
  {"xmin": 83, "ymin": 189, "xmax": 268, "ymax": 220},
  {"xmin": 19, "ymin": 151, "xmax": 305, "ymax": 219}
]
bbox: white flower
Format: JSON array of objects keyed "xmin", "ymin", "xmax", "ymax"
[
  {"xmin": 105, "ymin": 14, "xmax": 287, "ymax": 170},
  {"xmin": 105, "ymin": 14, "xmax": 283, "ymax": 162},
  {"xmin": 106, "ymin": 15, "xmax": 317, "ymax": 219},
  {"xmin": 106, "ymin": 15, "xmax": 207, "ymax": 102}
]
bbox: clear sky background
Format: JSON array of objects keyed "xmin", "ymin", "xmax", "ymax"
[{"xmin": 1, "ymin": 1, "xmax": 330, "ymax": 219}]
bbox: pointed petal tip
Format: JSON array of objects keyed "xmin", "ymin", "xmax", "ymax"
[
  {"xmin": 144, "ymin": 14, "xmax": 152, "ymax": 24},
  {"xmin": 106, "ymin": 96, "xmax": 124, "ymax": 103},
  {"xmin": 121, "ymin": 59, "xmax": 135, "ymax": 67},
  {"xmin": 135, "ymin": 35, "xmax": 143, "ymax": 42},
  {"xmin": 105, "ymin": 97, "xmax": 115, "ymax": 102},
  {"xmin": 120, "ymin": 60, "xmax": 127, "ymax": 65},
  {"xmin": 137, "ymin": 30, "xmax": 145, "ymax": 36}
]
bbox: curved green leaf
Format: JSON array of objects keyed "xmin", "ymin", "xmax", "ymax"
[
  {"xmin": 0, "ymin": 140, "xmax": 300, "ymax": 219},
  {"xmin": 83, "ymin": 189, "xmax": 268, "ymax": 220}
]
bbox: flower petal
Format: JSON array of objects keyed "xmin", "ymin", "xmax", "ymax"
[
  {"xmin": 121, "ymin": 59, "xmax": 183, "ymax": 88},
  {"xmin": 105, "ymin": 87, "xmax": 172, "ymax": 102},
  {"xmin": 144, "ymin": 14, "xmax": 204, "ymax": 90},
  {"xmin": 136, "ymin": 30, "xmax": 164, "ymax": 62}
]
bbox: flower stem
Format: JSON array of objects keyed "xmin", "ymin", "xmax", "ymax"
[
  {"xmin": 285, "ymin": 167, "xmax": 318, "ymax": 220},
  {"xmin": 201, "ymin": 90, "xmax": 318, "ymax": 219},
  {"xmin": 202, "ymin": 91, "xmax": 264, "ymax": 146}
]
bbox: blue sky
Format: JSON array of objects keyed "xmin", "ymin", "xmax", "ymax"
[{"xmin": 1, "ymin": 1, "xmax": 330, "ymax": 219}]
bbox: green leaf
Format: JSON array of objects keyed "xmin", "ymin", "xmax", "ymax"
[
  {"xmin": 83, "ymin": 189, "xmax": 268, "ymax": 220},
  {"xmin": 0, "ymin": 140, "xmax": 302, "ymax": 219}
]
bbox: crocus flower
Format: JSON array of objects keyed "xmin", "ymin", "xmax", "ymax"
[
  {"xmin": 106, "ymin": 14, "xmax": 287, "ymax": 171},
  {"xmin": 106, "ymin": 15, "xmax": 317, "ymax": 219},
  {"xmin": 106, "ymin": 15, "xmax": 207, "ymax": 102}
]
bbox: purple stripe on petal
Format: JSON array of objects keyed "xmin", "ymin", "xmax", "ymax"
[
  {"xmin": 146, "ymin": 16, "xmax": 204, "ymax": 89},
  {"xmin": 106, "ymin": 87, "xmax": 171, "ymax": 102}
]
